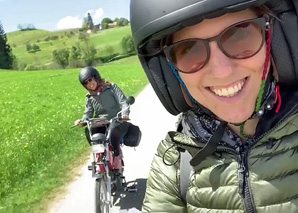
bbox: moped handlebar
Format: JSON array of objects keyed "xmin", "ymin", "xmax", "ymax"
[{"xmin": 72, "ymin": 96, "xmax": 135, "ymax": 128}]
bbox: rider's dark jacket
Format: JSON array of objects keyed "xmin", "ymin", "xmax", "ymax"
[
  {"xmin": 82, "ymin": 83, "xmax": 128, "ymax": 120},
  {"xmin": 142, "ymin": 87, "xmax": 298, "ymax": 213}
]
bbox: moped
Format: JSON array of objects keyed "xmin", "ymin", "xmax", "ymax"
[{"xmin": 74, "ymin": 96, "xmax": 139, "ymax": 212}]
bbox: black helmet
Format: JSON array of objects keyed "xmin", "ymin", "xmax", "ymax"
[
  {"xmin": 79, "ymin": 66, "xmax": 101, "ymax": 86},
  {"xmin": 130, "ymin": 0, "xmax": 298, "ymax": 115}
]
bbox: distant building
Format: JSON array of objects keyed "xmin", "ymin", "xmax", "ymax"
[
  {"xmin": 107, "ymin": 22, "xmax": 117, "ymax": 28},
  {"xmin": 93, "ymin": 24, "xmax": 101, "ymax": 31}
]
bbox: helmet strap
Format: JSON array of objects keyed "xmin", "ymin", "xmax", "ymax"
[
  {"xmin": 169, "ymin": 62, "xmax": 198, "ymax": 105},
  {"xmin": 239, "ymin": 122, "xmax": 249, "ymax": 139},
  {"xmin": 255, "ymin": 28, "xmax": 272, "ymax": 112}
]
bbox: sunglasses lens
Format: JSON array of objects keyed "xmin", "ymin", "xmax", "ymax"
[
  {"xmin": 165, "ymin": 19, "xmax": 265, "ymax": 73},
  {"xmin": 221, "ymin": 21, "xmax": 264, "ymax": 59},
  {"xmin": 84, "ymin": 78, "xmax": 92, "ymax": 85},
  {"xmin": 167, "ymin": 40, "xmax": 207, "ymax": 73}
]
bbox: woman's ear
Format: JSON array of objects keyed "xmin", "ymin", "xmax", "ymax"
[{"xmin": 181, "ymin": 85, "xmax": 195, "ymax": 107}]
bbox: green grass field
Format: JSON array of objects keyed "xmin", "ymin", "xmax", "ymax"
[
  {"xmin": 7, "ymin": 26, "xmax": 132, "ymax": 67},
  {"xmin": 0, "ymin": 56, "xmax": 148, "ymax": 212}
]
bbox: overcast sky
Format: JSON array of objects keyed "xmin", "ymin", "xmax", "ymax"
[{"xmin": 0, "ymin": 0, "xmax": 130, "ymax": 32}]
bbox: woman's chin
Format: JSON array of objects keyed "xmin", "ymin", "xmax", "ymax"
[{"xmin": 216, "ymin": 111, "xmax": 252, "ymax": 124}]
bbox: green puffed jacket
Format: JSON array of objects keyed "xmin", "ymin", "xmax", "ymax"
[{"xmin": 142, "ymin": 88, "xmax": 298, "ymax": 213}]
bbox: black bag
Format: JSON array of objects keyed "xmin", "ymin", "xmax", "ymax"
[{"xmin": 123, "ymin": 123, "xmax": 142, "ymax": 147}]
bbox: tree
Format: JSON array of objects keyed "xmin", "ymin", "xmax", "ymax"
[
  {"xmin": 69, "ymin": 45, "xmax": 83, "ymax": 68},
  {"xmin": 78, "ymin": 32, "xmax": 88, "ymax": 40},
  {"xmin": 26, "ymin": 42, "xmax": 32, "ymax": 52},
  {"xmin": 0, "ymin": 21, "xmax": 15, "ymax": 69},
  {"xmin": 52, "ymin": 48, "xmax": 69, "ymax": 69},
  {"xmin": 32, "ymin": 44, "xmax": 40, "ymax": 52},
  {"xmin": 79, "ymin": 35, "xmax": 97, "ymax": 66},
  {"xmin": 121, "ymin": 35, "xmax": 136, "ymax": 54},
  {"xmin": 82, "ymin": 17, "xmax": 88, "ymax": 30},
  {"xmin": 101, "ymin": 18, "xmax": 113, "ymax": 30},
  {"xmin": 17, "ymin": 23, "xmax": 36, "ymax": 31},
  {"xmin": 117, "ymin": 18, "xmax": 129, "ymax": 26}
]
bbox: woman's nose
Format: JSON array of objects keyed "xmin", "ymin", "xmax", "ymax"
[{"xmin": 207, "ymin": 42, "xmax": 234, "ymax": 79}]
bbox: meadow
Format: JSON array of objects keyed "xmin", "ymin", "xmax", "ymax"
[
  {"xmin": 0, "ymin": 56, "xmax": 148, "ymax": 212},
  {"xmin": 7, "ymin": 26, "xmax": 132, "ymax": 68}
]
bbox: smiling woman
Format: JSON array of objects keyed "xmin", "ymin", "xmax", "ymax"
[{"xmin": 130, "ymin": 0, "xmax": 298, "ymax": 212}]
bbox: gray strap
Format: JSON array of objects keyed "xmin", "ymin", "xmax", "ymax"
[{"xmin": 180, "ymin": 150, "xmax": 192, "ymax": 203}]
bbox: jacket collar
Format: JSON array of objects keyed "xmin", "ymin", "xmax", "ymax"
[
  {"xmin": 180, "ymin": 86, "xmax": 298, "ymax": 147},
  {"xmin": 255, "ymin": 86, "xmax": 298, "ymax": 138}
]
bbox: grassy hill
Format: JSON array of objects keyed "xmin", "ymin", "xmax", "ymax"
[
  {"xmin": 0, "ymin": 55, "xmax": 148, "ymax": 212},
  {"xmin": 6, "ymin": 26, "xmax": 133, "ymax": 69}
]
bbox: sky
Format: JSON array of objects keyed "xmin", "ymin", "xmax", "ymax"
[{"xmin": 0, "ymin": 0, "xmax": 131, "ymax": 33}]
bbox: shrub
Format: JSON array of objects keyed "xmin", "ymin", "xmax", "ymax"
[
  {"xmin": 121, "ymin": 35, "xmax": 136, "ymax": 54},
  {"xmin": 52, "ymin": 48, "xmax": 70, "ymax": 69}
]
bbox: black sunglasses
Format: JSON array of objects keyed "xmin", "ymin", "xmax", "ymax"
[
  {"xmin": 84, "ymin": 77, "xmax": 94, "ymax": 85},
  {"xmin": 162, "ymin": 16, "xmax": 270, "ymax": 73}
]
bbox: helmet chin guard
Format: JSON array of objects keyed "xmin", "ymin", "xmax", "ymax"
[{"xmin": 132, "ymin": 0, "xmax": 298, "ymax": 115}]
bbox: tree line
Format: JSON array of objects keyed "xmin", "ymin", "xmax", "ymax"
[
  {"xmin": 0, "ymin": 14, "xmax": 132, "ymax": 70},
  {"xmin": 0, "ymin": 21, "xmax": 15, "ymax": 69},
  {"xmin": 82, "ymin": 13, "xmax": 129, "ymax": 32}
]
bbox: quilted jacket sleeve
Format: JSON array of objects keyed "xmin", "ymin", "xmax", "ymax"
[
  {"xmin": 142, "ymin": 138, "xmax": 187, "ymax": 212},
  {"xmin": 82, "ymin": 97, "xmax": 94, "ymax": 121},
  {"xmin": 111, "ymin": 83, "xmax": 129, "ymax": 116}
]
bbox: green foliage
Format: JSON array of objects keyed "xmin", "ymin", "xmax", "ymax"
[
  {"xmin": 0, "ymin": 56, "xmax": 148, "ymax": 212},
  {"xmin": 101, "ymin": 17, "xmax": 113, "ymax": 30},
  {"xmin": 69, "ymin": 45, "xmax": 83, "ymax": 68},
  {"xmin": 121, "ymin": 35, "xmax": 136, "ymax": 54},
  {"xmin": 70, "ymin": 35, "xmax": 98, "ymax": 67},
  {"xmin": 78, "ymin": 32, "xmax": 88, "ymax": 40},
  {"xmin": 32, "ymin": 44, "xmax": 40, "ymax": 51},
  {"xmin": 0, "ymin": 21, "xmax": 15, "ymax": 69},
  {"xmin": 26, "ymin": 43, "xmax": 40, "ymax": 53},
  {"xmin": 52, "ymin": 48, "xmax": 69, "ymax": 68},
  {"xmin": 116, "ymin": 18, "xmax": 129, "ymax": 26},
  {"xmin": 44, "ymin": 35, "xmax": 59, "ymax": 41},
  {"xmin": 81, "ymin": 17, "xmax": 88, "ymax": 30},
  {"xmin": 7, "ymin": 26, "xmax": 133, "ymax": 69},
  {"xmin": 105, "ymin": 45, "xmax": 115, "ymax": 56},
  {"xmin": 26, "ymin": 42, "xmax": 32, "ymax": 52},
  {"xmin": 17, "ymin": 23, "xmax": 36, "ymax": 31}
]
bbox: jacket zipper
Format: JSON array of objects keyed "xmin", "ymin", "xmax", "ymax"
[
  {"xmin": 236, "ymin": 106, "xmax": 298, "ymax": 213},
  {"xmin": 236, "ymin": 143, "xmax": 256, "ymax": 213},
  {"xmin": 176, "ymin": 102, "xmax": 298, "ymax": 211}
]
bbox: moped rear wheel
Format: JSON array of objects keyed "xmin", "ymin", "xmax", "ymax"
[{"xmin": 95, "ymin": 176, "xmax": 110, "ymax": 213}]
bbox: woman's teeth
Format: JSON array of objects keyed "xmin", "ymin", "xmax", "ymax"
[{"xmin": 211, "ymin": 81, "xmax": 244, "ymax": 97}]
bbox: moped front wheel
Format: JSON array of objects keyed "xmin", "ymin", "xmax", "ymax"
[{"xmin": 95, "ymin": 176, "xmax": 110, "ymax": 213}]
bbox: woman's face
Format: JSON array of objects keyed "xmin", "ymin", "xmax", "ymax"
[
  {"xmin": 173, "ymin": 9, "xmax": 267, "ymax": 123},
  {"xmin": 85, "ymin": 77, "xmax": 98, "ymax": 91}
]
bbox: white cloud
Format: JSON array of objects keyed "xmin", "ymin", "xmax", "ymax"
[
  {"xmin": 93, "ymin": 8, "xmax": 104, "ymax": 22},
  {"xmin": 55, "ymin": 8, "xmax": 104, "ymax": 30},
  {"xmin": 56, "ymin": 16, "xmax": 83, "ymax": 30},
  {"xmin": 86, "ymin": 8, "xmax": 104, "ymax": 24}
]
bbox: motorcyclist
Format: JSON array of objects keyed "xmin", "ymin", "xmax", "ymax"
[
  {"xmin": 130, "ymin": 0, "xmax": 298, "ymax": 212},
  {"xmin": 75, "ymin": 66, "xmax": 130, "ymax": 170}
]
